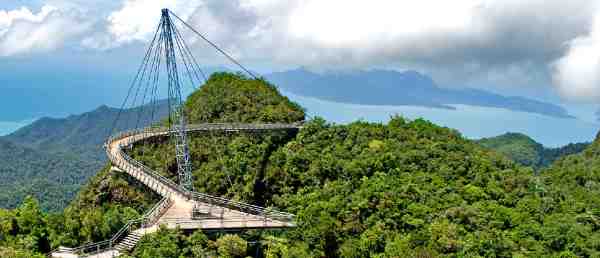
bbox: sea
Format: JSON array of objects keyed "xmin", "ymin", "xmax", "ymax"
[
  {"xmin": 284, "ymin": 92, "xmax": 600, "ymax": 148},
  {"xmin": 0, "ymin": 93, "xmax": 597, "ymax": 147}
]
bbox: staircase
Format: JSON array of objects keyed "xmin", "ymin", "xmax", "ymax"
[{"xmin": 114, "ymin": 232, "xmax": 143, "ymax": 253}]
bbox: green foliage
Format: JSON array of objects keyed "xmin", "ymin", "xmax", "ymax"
[
  {"xmin": 0, "ymin": 197, "xmax": 50, "ymax": 255},
  {"xmin": 477, "ymin": 132, "xmax": 589, "ymax": 168},
  {"xmin": 185, "ymin": 72, "xmax": 305, "ymax": 123},
  {"xmin": 262, "ymin": 235, "xmax": 311, "ymax": 258},
  {"xmin": 3, "ymin": 72, "xmax": 600, "ymax": 257},
  {"xmin": 0, "ymin": 102, "xmax": 169, "ymax": 211},
  {"xmin": 132, "ymin": 226, "xmax": 186, "ymax": 258},
  {"xmin": 127, "ymin": 114, "xmax": 600, "ymax": 257},
  {"xmin": 216, "ymin": 234, "xmax": 248, "ymax": 258},
  {"xmin": 0, "ymin": 139, "xmax": 94, "ymax": 211},
  {"xmin": 0, "ymin": 246, "xmax": 45, "ymax": 258},
  {"xmin": 52, "ymin": 165, "xmax": 158, "ymax": 247},
  {"xmin": 130, "ymin": 227, "xmax": 216, "ymax": 258},
  {"xmin": 0, "ymin": 165, "xmax": 158, "ymax": 256}
]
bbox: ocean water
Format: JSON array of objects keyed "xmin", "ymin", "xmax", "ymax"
[
  {"xmin": 284, "ymin": 92, "xmax": 600, "ymax": 147},
  {"xmin": 0, "ymin": 93, "xmax": 597, "ymax": 147},
  {"xmin": 0, "ymin": 119, "xmax": 36, "ymax": 136}
]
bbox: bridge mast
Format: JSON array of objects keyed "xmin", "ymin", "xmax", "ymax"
[
  {"xmin": 161, "ymin": 9, "xmax": 194, "ymax": 192},
  {"xmin": 109, "ymin": 8, "xmax": 262, "ymax": 193}
]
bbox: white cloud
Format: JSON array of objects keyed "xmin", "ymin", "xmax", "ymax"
[
  {"xmin": 103, "ymin": 0, "xmax": 595, "ymax": 101},
  {"xmin": 552, "ymin": 7, "xmax": 600, "ymax": 102},
  {"xmin": 0, "ymin": 5, "xmax": 56, "ymax": 35},
  {"xmin": 3, "ymin": 0, "xmax": 600, "ymax": 103},
  {"xmin": 287, "ymin": 0, "xmax": 480, "ymax": 47},
  {"xmin": 106, "ymin": 0, "xmax": 203, "ymax": 44},
  {"xmin": 0, "ymin": 5, "xmax": 92, "ymax": 56},
  {"xmin": 270, "ymin": 0, "xmax": 595, "ymax": 81}
]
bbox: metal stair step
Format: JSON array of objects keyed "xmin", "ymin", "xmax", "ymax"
[
  {"xmin": 117, "ymin": 245, "xmax": 134, "ymax": 249},
  {"xmin": 121, "ymin": 240, "xmax": 138, "ymax": 246}
]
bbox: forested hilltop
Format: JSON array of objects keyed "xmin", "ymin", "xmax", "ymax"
[
  {"xmin": 2, "ymin": 72, "xmax": 600, "ymax": 257},
  {"xmin": 477, "ymin": 132, "xmax": 589, "ymax": 169}
]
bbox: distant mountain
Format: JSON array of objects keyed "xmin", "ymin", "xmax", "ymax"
[
  {"xmin": 476, "ymin": 132, "xmax": 589, "ymax": 168},
  {"xmin": 0, "ymin": 101, "xmax": 169, "ymax": 211},
  {"xmin": 267, "ymin": 68, "xmax": 574, "ymax": 119},
  {"xmin": 5, "ymin": 100, "xmax": 169, "ymax": 154}
]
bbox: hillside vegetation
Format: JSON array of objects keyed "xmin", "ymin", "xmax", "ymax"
[
  {"xmin": 2, "ymin": 72, "xmax": 600, "ymax": 257},
  {"xmin": 126, "ymin": 73, "xmax": 600, "ymax": 257},
  {"xmin": 477, "ymin": 132, "xmax": 588, "ymax": 169},
  {"xmin": 0, "ymin": 138, "xmax": 92, "ymax": 211},
  {"xmin": 185, "ymin": 72, "xmax": 305, "ymax": 123},
  {"xmin": 0, "ymin": 102, "xmax": 168, "ymax": 211}
]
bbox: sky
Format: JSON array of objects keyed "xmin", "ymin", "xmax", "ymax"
[{"xmin": 2, "ymin": 0, "xmax": 600, "ymax": 110}]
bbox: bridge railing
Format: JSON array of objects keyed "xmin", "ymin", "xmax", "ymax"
[
  {"xmin": 144, "ymin": 195, "xmax": 173, "ymax": 226},
  {"xmin": 105, "ymin": 124, "xmax": 298, "ymax": 223},
  {"xmin": 190, "ymin": 192, "xmax": 295, "ymax": 223},
  {"xmin": 117, "ymin": 146, "xmax": 296, "ymax": 223},
  {"xmin": 117, "ymin": 149, "xmax": 185, "ymax": 196},
  {"xmin": 48, "ymin": 196, "xmax": 173, "ymax": 257},
  {"xmin": 160, "ymin": 217, "xmax": 292, "ymax": 229},
  {"xmin": 106, "ymin": 123, "xmax": 302, "ymax": 144}
]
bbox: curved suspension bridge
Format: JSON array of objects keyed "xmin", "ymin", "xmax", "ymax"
[
  {"xmin": 51, "ymin": 8, "xmax": 304, "ymax": 258},
  {"xmin": 52, "ymin": 124, "xmax": 301, "ymax": 258}
]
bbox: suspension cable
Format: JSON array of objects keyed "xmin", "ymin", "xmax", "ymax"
[
  {"xmin": 172, "ymin": 22, "xmax": 207, "ymax": 85},
  {"xmin": 107, "ymin": 20, "xmax": 162, "ymax": 139},
  {"xmin": 168, "ymin": 10, "xmax": 259, "ymax": 80}
]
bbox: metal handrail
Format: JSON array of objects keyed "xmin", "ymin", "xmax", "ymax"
[
  {"xmin": 190, "ymin": 192, "xmax": 295, "ymax": 222},
  {"xmin": 48, "ymin": 196, "xmax": 173, "ymax": 257},
  {"xmin": 48, "ymin": 123, "xmax": 301, "ymax": 257},
  {"xmin": 106, "ymin": 123, "xmax": 299, "ymax": 222}
]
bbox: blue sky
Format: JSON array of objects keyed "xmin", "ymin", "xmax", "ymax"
[{"xmin": 1, "ymin": 0, "xmax": 600, "ymax": 121}]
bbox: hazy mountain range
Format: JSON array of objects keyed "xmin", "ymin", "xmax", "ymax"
[
  {"xmin": 267, "ymin": 68, "xmax": 573, "ymax": 119},
  {"xmin": 1, "ymin": 68, "xmax": 574, "ymax": 123}
]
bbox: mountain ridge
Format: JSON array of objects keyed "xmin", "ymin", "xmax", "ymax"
[
  {"xmin": 0, "ymin": 101, "xmax": 169, "ymax": 211},
  {"xmin": 266, "ymin": 68, "xmax": 574, "ymax": 119}
]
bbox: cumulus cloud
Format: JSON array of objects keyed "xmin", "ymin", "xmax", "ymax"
[
  {"xmin": 275, "ymin": 0, "xmax": 596, "ymax": 84},
  {"xmin": 0, "ymin": 5, "xmax": 92, "ymax": 56},
  {"xmin": 3, "ymin": 0, "xmax": 600, "ymax": 102},
  {"xmin": 105, "ymin": 0, "xmax": 202, "ymax": 45},
  {"xmin": 552, "ymin": 9, "xmax": 600, "ymax": 102},
  {"xmin": 123, "ymin": 0, "xmax": 594, "ymax": 87}
]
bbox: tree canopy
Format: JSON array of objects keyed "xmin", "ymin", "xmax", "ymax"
[
  {"xmin": 477, "ymin": 132, "xmax": 588, "ymax": 169},
  {"xmin": 2, "ymin": 72, "xmax": 600, "ymax": 257}
]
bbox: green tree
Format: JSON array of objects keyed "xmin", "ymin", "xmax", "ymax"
[{"xmin": 216, "ymin": 234, "xmax": 247, "ymax": 258}]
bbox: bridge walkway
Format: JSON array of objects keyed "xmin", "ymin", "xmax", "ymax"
[{"xmin": 51, "ymin": 123, "xmax": 300, "ymax": 258}]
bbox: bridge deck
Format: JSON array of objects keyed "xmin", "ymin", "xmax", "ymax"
[
  {"xmin": 106, "ymin": 124, "xmax": 299, "ymax": 230},
  {"xmin": 52, "ymin": 123, "xmax": 300, "ymax": 258}
]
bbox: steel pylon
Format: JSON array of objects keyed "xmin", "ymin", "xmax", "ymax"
[{"xmin": 160, "ymin": 9, "xmax": 194, "ymax": 192}]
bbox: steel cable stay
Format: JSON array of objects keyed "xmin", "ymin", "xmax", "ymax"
[
  {"xmin": 172, "ymin": 21, "xmax": 209, "ymax": 90},
  {"xmin": 171, "ymin": 21, "xmax": 203, "ymax": 90},
  {"xmin": 107, "ymin": 20, "xmax": 162, "ymax": 139},
  {"xmin": 126, "ymin": 17, "xmax": 165, "ymax": 132},
  {"xmin": 137, "ymin": 28, "xmax": 165, "ymax": 158},
  {"xmin": 168, "ymin": 10, "xmax": 259, "ymax": 80},
  {"xmin": 147, "ymin": 29, "xmax": 164, "ymax": 129},
  {"xmin": 106, "ymin": 9, "xmax": 196, "ymax": 191},
  {"xmin": 133, "ymin": 31, "xmax": 160, "ymax": 129}
]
